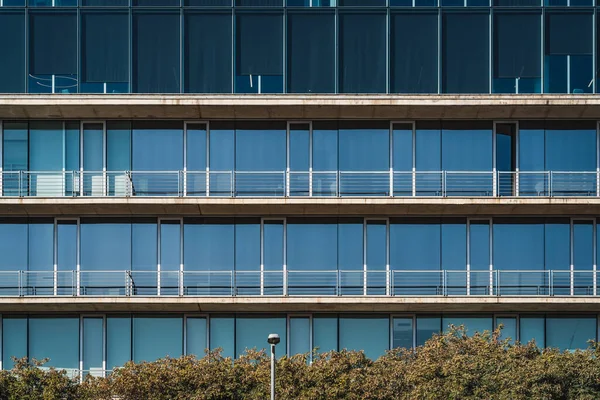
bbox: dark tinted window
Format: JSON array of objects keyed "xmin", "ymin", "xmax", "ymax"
[{"xmin": 0, "ymin": 12, "xmax": 25, "ymax": 93}]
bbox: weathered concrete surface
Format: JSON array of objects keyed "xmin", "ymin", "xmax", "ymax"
[
  {"xmin": 0, "ymin": 197, "xmax": 599, "ymax": 216},
  {"xmin": 1, "ymin": 296, "xmax": 600, "ymax": 313},
  {"xmin": 3, "ymin": 94, "xmax": 600, "ymax": 119}
]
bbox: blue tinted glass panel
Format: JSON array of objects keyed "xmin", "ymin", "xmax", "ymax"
[
  {"xmin": 0, "ymin": 220, "xmax": 27, "ymax": 272},
  {"xmin": 493, "ymin": 220, "xmax": 544, "ymax": 270},
  {"xmin": 236, "ymin": 316, "xmax": 286, "ymax": 357},
  {"xmin": 107, "ymin": 316, "xmax": 131, "ymax": 369},
  {"xmin": 3, "ymin": 318, "xmax": 26, "ymax": 369},
  {"xmin": 29, "ymin": 121, "xmax": 63, "ymax": 171},
  {"xmin": 391, "ymin": 12, "xmax": 438, "ymax": 93},
  {"xmin": 0, "ymin": 12, "xmax": 25, "ymax": 93},
  {"xmin": 287, "ymin": 12, "xmax": 335, "ymax": 93},
  {"xmin": 546, "ymin": 220, "xmax": 570, "ymax": 271},
  {"xmin": 339, "ymin": 122, "xmax": 389, "ymax": 171},
  {"xmin": 287, "ymin": 218, "xmax": 337, "ymax": 271},
  {"xmin": 367, "ymin": 220, "xmax": 387, "ymax": 293},
  {"xmin": 519, "ymin": 316, "xmax": 544, "ymax": 347},
  {"xmin": 133, "ymin": 12, "xmax": 180, "ymax": 93},
  {"xmin": 518, "ymin": 123, "xmax": 544, "ymax": 172},
  {"xmin": 235, "ymin": 13, "xmax": 283, "ymax": 93},
  {"xmin": 339, "ymin": 0, "xmax": 386, "ymax": 4},
  {"xmin": 3, "ymin": 122, "xmax": 28, "ymax": 171},
  {"xmin": 210, "ymin": 316, "xmax": 235, "ymax": 358},
  {"xmin": 184, "ymin": 218, "xmax": 234, "ymax": 271},
  {"xmin": 83, "ymin": 123, "xmax": 103, "ymax": 172},
  {"xmin": 312, "ymin": 122, "xmax": 338, "ymax": 171},
  {"xmin": 469, "ymin": 221, "xmax": 490, "ymax": 294},
  {"xmin": 441, "ymin": 220, "xmax": 467, "ymax": 271},
  {"xmin": 339, "ymin": 316, "xmax": 388, "ymax": 360},
  {"xmin": 441, "ymin": 122, "xmax": 492, "ymax": 171},
  {"xmin": 186, "ymin": 0, "xmax": 232, "ymax": 4},
  {"xmin": 132, "ymin": 121, "xmax": 183, "ymax": 171},
  {"xmin": 209, "ymin": 122, "xmax": 235, "ymax": 196},
  {"xmin": 339, "ymin": 13, "xmax": 386, "ymax": 93},
  {"xmin": 28, "ymin": 220, "xmax": 53, "ymax": 272},
  {"xmin": 546, "ymin": 317, "xmax": 596, "ymax": 351},
  {"xmin": 83, "ymin": 318, "xmax": 103, "ymax": 374},
  {"xmin": 81, "ymin": 11, "xmax": 129, "ymax": 93},
  {"xmin": 415, "ymin": 122, "xmax": 441, "ymax": 172},
  {"xmin": 264, "ymin": 220, "xmax": 284, "ymax": 271},
  {"xmin": 289, "ymin": 317, "xmax": 310, "ymax": 355},
  {"xmin": 133, "ymin": 316, "xmax": 183, "ymax": 362},
  {"xmin": 134, "ymin": 0, "xmax": 180, "ymax": 6},
  {"xmin": 29, "ymin": 317, "xmax": 79, "ymax": 370},
  {"xmin": 235, "ymin": 219, "xmax": 260, "ymax": 279},
  {"xmin": 338, "ymin": 219, "xmax": 364, "ymax": 271},
  {"xmin": 65, "ymin": 122, "xmax": 79, "ymax": 172},
  {"xmin": 107, "ymin": 121, "xmax": 131, "ymax": 171},
  {"xmin": 390, "ymin": 219, "xmax": 440, "ymax": 270},
  {"xmin": 235, "ymin": 122, "xmax": 286, "ymax": 171},
  {"xmin": 289, "ymin": 124, "xmax": 309, "ymax": 172},
  {"xmin": 496, "ymin": 317, "xmax": 517, "ymax": 344},
  {"xmin": 493, "ymin": 12, "xmax": 541, "ymax": 94},
  {"xmin": 392, "ymin": 317, "xmax": 413, "ymax": 349},
  {"xmin": 81, "ymin": 219, "xmax": 132, "ymax": 271},
  {"xmin": 442, "ymin": 12, "xmax": 489, "ymax": 93},
  {"xmin": 313, "ymin": 315, "xmax": 338, "ymax": 352},
  {"xmin": 82, "ymin": 0, "xmax": 129, "ymax": 5},
  {"xmin": 57, "ymin": 221, "xmax": 77, "ymax": 273},
  {"xmin": 416, "ymin": 316, "xmax": 440, "ymax": 346},
  {"xmin": 185, "ymin": 12, "xmax": 232, "ymax": 93},
  {"xmin": 161, "ymin": 221, "xmax": 181, "ymax": 272},
  {"xmin": 186, "ymin": 123, "xmax": 207, "ymax": 171},
  {"xmin": 236, "ymin": 0, "xmax": 282, "ymax": 5},
  {"xmin": 545, "ymin": 122, "xmax": 596, "ymax": 172},
  {"xmin": 132, "ymin": 220, "xmax": 157, "ymax": 271},
  {"xmin": 574, "ymin": 221, "xmax": 594, "ymax": 295},
  {"xmin": 442, "ymin": 316, "xmax": 492, "ymax": 336},
  {"xmin": 186, "ymin": 317, "xmax": 208, "ymax": 357},
  {"xmin": 393, "ymin": 123, "xmax": 413, "ymax": 172}
]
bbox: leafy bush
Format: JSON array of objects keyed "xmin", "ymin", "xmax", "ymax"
[{"xmin": 12, "ymin": 326, "xmax": 600, "ymax": 399}]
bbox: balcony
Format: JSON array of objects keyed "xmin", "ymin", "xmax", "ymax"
[
  {"xmin": 0, "ymin": 269, "xmax": 596, "ymax": 298},
  {"xmin": 0, "ymin": 170, "xmax": 599, "ymax": 198}
]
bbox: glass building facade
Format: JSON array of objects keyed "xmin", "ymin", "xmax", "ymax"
[
  {"xmin": 0, "ymin": 1, "xmax": 600, "ymax": 94},
  {"xmin": 0, "ymin": 0, "xmax": 597, "ymax": 377}
]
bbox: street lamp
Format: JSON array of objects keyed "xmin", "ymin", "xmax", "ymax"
[{"xmin": 267, "ymin": 333, "xmax": 280, "ymax": 400}]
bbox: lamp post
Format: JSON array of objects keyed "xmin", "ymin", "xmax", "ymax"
[{"xmin": 267, "ymin": 333, "xmax": 280, "ymax": 400}]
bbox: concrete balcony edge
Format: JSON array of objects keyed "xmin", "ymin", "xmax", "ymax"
[
  {"xmin": 0, "ymin": 296, "xmax": 599, "ymax": 313},
  {"xmin": 3, "ymin": 94, "xmax": 600, "ymax": 119},
  {"xmin": 0, "ymin": 197, "xmax": 599, "ymax": 216}
]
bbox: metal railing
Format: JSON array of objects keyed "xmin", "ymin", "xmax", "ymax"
[
  {"xmin": 1, "ymin": 170, "xmax": 600, "ymax": 198},
  {"xmin": 0, "ymin": 269, "xmax": 597, "ymax": 297}
]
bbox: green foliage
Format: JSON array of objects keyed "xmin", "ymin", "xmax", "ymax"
[{"xmin": 11, "ymin": 326, "xmax": 600, "ymax": 399}]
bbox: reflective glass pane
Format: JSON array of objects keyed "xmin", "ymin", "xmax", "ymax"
[
  {"xmin": 133, "ymin": 316, "xmax": 183, "ymax": 362},
  {"xmin": 573, "ymin": 221, "xmax": 594, "ymax": 295},
  {"xmin": 339, "ymin": 13, "xmax": 386, "ymax": 93},
  {"xmin": 546, "ymin": 316, "xmax": 596, "ymax": 351},
  {"xmin": 287, "ymin": 12, "xmax": 335, "ymax": 93},
  {"xmin": 392, "ymin": 317, "xmax": 413, "ymax": 349},
  {"xmin": 289, "ymin": 317, "xmax": 311, "ymax": 355},
  {"xmin": 313, "ymin": 315, "xmax": 338, "ymax": 353},
  {"xmin": 442, "ymin": 12, "xmax": 489, "ymax": 93},
  {"xmin": 29, "ymin": 317, "xmax": 79, "ymax": 371},
  {"xmin": 0, "ymin": 12, "xmax": 25, "ymax": 93},
  {"xmin": 186, "ymin": 317, "xmax": 208, "ymax": 357},
  {"xmin": 133, "ymin": 12, "xmax": 180, "ymax": 93},
  {"xmin": 0, "ymin": 220, "xmax": 27, "ymax": 275},
  {"xmin": 185, "ymin": 12, "xmax": 232, "ymax": 93},
  {"xmin": 2, "ymin": 317, "xmax": 26, "ymax": 370},
  {"xmin": 416, "ymin": 316, "xmax": 440, "ymax": 346},
  {"xmin": 107, "ymin": 122, "xmax": 131, "ymax": 171},
  {"xmin": 339, "ymin": 316, "xmax": 388, "ymax": 360},
  {"xmin": 391, "ymin": 12, "xmax": 438, "ymax": 93},
  {"xmin": 519, "ymin": 316, "xmax": 544, "ymax": 347},
  {"xmin": 83, "ymin": 318, "xmax": 104, "ymax": 376},
  {"xmin": 210, "ymin": 316, "xmax": 235, "ymax": 359},
  {"xmin": 236, "ymin": 316, "xmax": 286, "ymax": 357},
  {"xmin": 496, "ymin": 316, "xmax": 517, "ymax": 344},
  {"xmin": 107, "ymin": 316, "xmax": 131, "ymax": 370}
]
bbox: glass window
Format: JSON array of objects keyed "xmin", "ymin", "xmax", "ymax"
[
  {"xmin": 107, "ymin": 122, "xmax": 131, "ymax": 171},
  {"xmin": 289, "ymin": 123, "xmax": 310, "ymax": 195},
  {"xmin": 209, "ymin": 315, "xmax": 235, "ymax": 359},
  {"xmin": 312, "ymin": 122, "xmax": 338, "ymax": 196},
  {"xmin": 313, "ymin": 315, "xmax": 338, "ymax": 353},
  {"xmin": 57, "ymin": 220, "xmax": 77, "ymax": 272},
  {"xmin": 209, "ymin": 122, "xmax": 234, "ymax": 195},
  {"xmin": 546, "ymin": 316, "xmax": 596, "ymax": 351},
  {"xmin": 236, "ymin": 316, "xmax": 286, "ymax": 357},
  {"xmin": 287, "ymin": 12, "xmax": 335, "ymax": 93},
  {"xmin": 366, "ymin": 221, "xmax": 386, "ymax": 295},
  {"xmin": 234, "ymin": 218, "xmax": 260, "ymax": 294},
  {"xmin": 287, "ymin": 218, "xmax": 337, "ymax": 271},
  {"xmin": 28, "ymin": 219, "xmax": 54, "ymax": 274},
  {"xmin": 442, "ymin": 122, "xmax": 492, "ymax": 171},
  {"xmin": 186, "ymin": 317, "xmax": 207, "ymax": 357},
  {"xmin": 133, "ymin": 12, "xmax": 180, "ymax": 93},
  {"xmin": 185, "ymin": 12, "xmax": 232, "ymax": 93},
  {"xmin": 134, "ymin": 0, "xmax": 180, "ymax": 4},
  {"xmin": 29, "ymin": 121, "xmax": 63, "ymax": 171},
  {"xmin": 3, "ymin": 122, "xmax": 28, "ymax": 190},
  {"xmin": 441, "ymin": 219, "xmax": 467, "ymax": 271},
  {"xmin": 416, "ymin": 316, "xmax": 440, "ymax": 346},
  {"xmin": 236, "ymin": 0, "xmax": 282, "ymax": 5},
  {"xmin": 573, "ymin": 220, "xmax": 594, "ymax": 295},
  {"xmin": 29, "ymin": 317, "xmax": 79, "ymax": 371},
  {"xmin": 0, "ymin": 219, "xmax": 27, "ymax": 273},
  {"xmin": 81, "ymin": 11, "xmax": 129, "ymax": 93},
  {"xmin": 289, "ymin": 317, "xmax": 310, "ymax": 355},
  {"xmin": 493, "ymin": 219, "xmax": 545, "ymax": 271},
  {"xmin": 83, "ymin": 318, "xmax": 104, "ymax": 376},
  {"xmin": 29, "ymin": 12, "xmax": 77, "ymax": 93},
  {"xmin": 442, "ymin": 12, "xmax": 489, "ymax": 93},
  {"xmin": 160, "ymin": 220, "xmax": 181, "ymax": 295},
  {"xmin": 82, "ymin": 0, "xmax": 129, "ymax": 5},
  {"xmin": 339, "ymin": 12, "xmax": 386, "ymax": 93},
  {"xmin": 0, "ymin": 12, "xmax": 25, "ymax": 93},
  {"xmin": 545, "ymin": 121, "xmax": 596, "ymax": 172},
  {"xmin": 133, "ymin": 316, "xmax": 183, "ymax": 362},
  {"xmin": 415, "ymin": 121, "xmax": 441, "ymax": 196},
  {"xmin": 496, "ymin": 316, "xmax": 517, "ymax": 344},
  {"xmin": 468, "ymin": 220, "xmax": 489, "ymax": 295},
  {"xmin": 2, "ymin": 317, "xmax": 27, "ymax": 370},
  {"xmin": 392, "ymin": 317, "xmax": 413, "ymax": 349},
  {"xmin": 339, "ymin": 316, "xmax": 388, "ymax": 360},
  {"xmin": 131, "ymin": 219, "xmax": 157, "ymax": 294},
  {"xmin": 493, "ymin": 12, "xmax": 541, "ymax": 94},
  {"xmin": 235, "ymin": 13, "xmax": 283, "ymax": 93},
  {"xmin": 442, "ymin": 315, "xmax": 493, "ymax": 336},
  {"xmin": 392, "ymin": 123, "xmax": 413, "ymax": 195},
  {"xmin": 391, "ymin": 12, "xmax": 438, "ymax": 94},
  {"xmin": 545, "ymin": 12, "xmax": 593, "ymax": 94},
  {"xmin": 185, "ymin": 0, "xmax": 232, "ymax": 4},
  {"xmin": 107, "ymin": 316, "xmax": 131, "ymax": 370},
  {"xmin": 519, "ymin": 316, "xmax": 544, "ymax": 347}
]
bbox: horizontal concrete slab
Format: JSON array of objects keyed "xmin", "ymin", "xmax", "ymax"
[
  {"xmin": 0, "ymin": 197, "xmax": 599, "ymax": 216},
  {"xmin": 3, "ymin": 94, "xmax": 600, "ymax": 120},
  {"xmin": 1, "ymin": 296, "xmax": 600, "ymax": 313}
]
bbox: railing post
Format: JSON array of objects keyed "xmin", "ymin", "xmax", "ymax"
[
  {"xmin": 389, "ymin": 168, "xmax": 394, "ymax": 197},
  {"xmin": 442, "ymin": 270, "xmax": 447, "ymax": 297},
  {"xmin": 442, "ymin": 171, "xmax": 447, "ymax": 197},
  {"xmin": 515, "ymin": 171, "xmax": 519, "ymax": 196},
  {"xmin": 309, "ymin": 168, "xmax": 313, "ymax": 197},
  {"xmin": 231, "ymin": 270, "xmax": 235, "ymax": 297},
  {"xmin": 495, "ymin": 270, "xmax": 499, "ymax": 297},
  {"xmin": 412, "ymin": 168, "xmax": 416, "ymax": 197},
  {"xmin": 492, "ymin": 169, "xmax": 497, "ymax": 197},
  {"xmin": 157, "ymin": 270, "xmax": 161, "ymax": 297},
  {"xmin": 386, "ymin": 269, "xmax": 390, "ymax": 296},
  {"xmin": 285, "ymin": 169, "xmax": 290, "ymax": 197},
  {"xmin": 183, "ymin": 170, "xmax": 187, "ymax": 197},
  {"xmin": 205, "ymin": 169, "xmax": 210, "ymax": 197},
  {"xmin": 336, "ymin": 171, "xmax": 340, "ymax": 197},
  {"xmin": 179, "ymin": 270, "xmax": 184, "ymax": 297},
  {"xmin": 283, "ymin": 269, "xmax": 287, "ymax": 296},
  {"xmin": 596, "ymin": 168, "xmax": 599, "ymax": 197}
]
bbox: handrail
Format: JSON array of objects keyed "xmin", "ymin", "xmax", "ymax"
[
  {"xmin": 1, "ymin": 170, "xmax": 600, "ymax": 198},
  {"xmin": 1, "ymin": 269, "xmax": 598, "ymax": 298}
]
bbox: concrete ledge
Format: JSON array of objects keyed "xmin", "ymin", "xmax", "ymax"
[
  {"xmin": 1, "ymin": 296, "xmax": 600, "ymax": 313},
  {"xmin": 3, "ymin": 94, "xmax": 600, "ymax": 119},
  {"xmin": 0, "ymin": 197, "xmax": 600, "ymax": 216}
]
